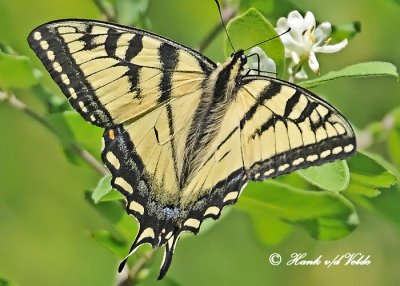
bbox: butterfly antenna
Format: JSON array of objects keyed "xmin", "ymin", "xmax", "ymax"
[
  {"xmin": 243, "ymin": 27, "xmax": 291, "ymax": 52},
  {"xmin": 215, "ymin": 0, "xmax": 235, "ymax": 53}
]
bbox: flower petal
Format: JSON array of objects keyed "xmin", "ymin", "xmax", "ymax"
[
  {"xmin": 287, "ymin": 11, "xmax": 306, "ymax": 42},
  {"xmin": 304, "ymin": 11, "xmax": 316, "ymax": 31},
  {"xmin": 276, "ymin": 17, "xmax": 289, "ymax": 32},
  {"xmin": 277, "ymin": 9, "xmax": 349, "ymax": 78},
  {"xmin": 314, "ymin": 39, "xmax": 348, "ymax": 53},
  {"xmin": 290, "ymin": 50, "xmax": 300, "ymax": 65},
  {"xmin": 287, "ymin": 11, "xmax": 304, "ymax": 27},
  {"xmin": 308, "ymin": 52, "xmax": 320, "ymax": 73},
  {"xmin": 283, "ymin": 36, "xmax": 306, "ymax": 56},
  {"xmin": 314, "ymin": 22, "xmax": 332, "ymax": 44},
  {"xmin": 295, "ymin": 68, "xmax": 309, "ymax": 79},
  {"xmin": 263, "ymin": 57, "xmax": 277, "ymax": 76}
]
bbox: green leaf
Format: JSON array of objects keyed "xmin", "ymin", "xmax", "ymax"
[
  {"xmin": 198, "ymin": 206, "xmax": 232, "ymax": 235},
  {"xmin": 239, "ymin": 0, "xmax": 274, "ymax": 15},
  {"xmin": 225, "ymin": 8, "xmax": 285, "ymax": 76},
  {"xmin": 345, "ymin": 152, "xmax": 398, "ymax": 198},
  {"xmin": 250, "ymin": 213, "xmax": 292, "ymax": 245},
  {"xmin": 137, "ymin": 269, "xmax": 183, "ymax": 286},
  {"xmin": 300, "ymin": 62, "xmax": 399, "ymax": 88},
  {"xmin": 372, "ymin": 184, "xmax": 400, "ymax": 232},
  {"xmin": 92, "ymin": 174, "xmax": 113, "ymax": 203},
  {"xmin": 0, "ymin": 278, "xmax": 18, "ymax": 286},
  {"xmin": 62, "ymin": 112, "xmax": 103, "ymax": 156},
  {"xmin": 297, "ymin": 160, "xmax": 350, "ymax": 193},
  {"xmin": 346, "ymin": 183, "xmax": 381, "ymax": 198},
  {"xmin": 0, "ymin": 47, "xmax": 41, "ymax": 89},
  {"xmin": 47, "ymin": 112, "xmax": 75, "ymax": 144},
  {"xmin": 48, "ymin": 111, "xmax": 102, "ymax": 166},
  {"xmin": 31, "ymin": 84, "xmax": 71, "ymax": 113},
  {"xmin": 91, "ymin": 229, "xmax": 128, "ymax": 258},
  {"xmin": 99, "ymin": 189, "xmax": 124, "ymax": 202},
  {"xmin": 92, "ymin": 174, "xmax": 124, "ymax": 203},
  {"xmin": 347, "ymin": 152, "xmax": 398, "ymax": 188},
  {"xmin": 387, "ymin": 108, "xmax": 400, "ymax": 168},
  {"xmin": 388, "ymin": 128, "xmax": 400, "ymax": 167},
  {"xmin": 273, "ymin": 172, "xmax": 310, "ymax": 190},
  {"xmin": 62, "ymin": 145, "xmax": 85, "ymax": 166},
  {"xmin": 331, "ymin": 21, "xmax": 361, "ymax": 41},
  {"xmin": 238, "ymin": 181, "xmax": 358, "ymax": 242},
  {"xmin": 86, "ymin": 192, "xmax": 137, "ymax": 242},
  {"xmin": 366, "ymin": 152, "xmax": 400, "ymax": 181},
  {"xmin": 115, "ymin": 0, "xmax": 149, "ymax": 26}
]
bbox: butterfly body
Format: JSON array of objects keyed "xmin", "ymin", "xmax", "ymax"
[{"xmin": 28, "ymin": 20, "xmax": 356, "ymax": 279}]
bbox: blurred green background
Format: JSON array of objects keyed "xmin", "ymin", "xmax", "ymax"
[{"xmin": 0, "ymin": 0, "xmax": 399, "ymax": 285}]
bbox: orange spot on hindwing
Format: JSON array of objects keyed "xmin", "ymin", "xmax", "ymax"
[{"xmin": 109, "ymin": 130, "xmax": 115, "ymax": 140}]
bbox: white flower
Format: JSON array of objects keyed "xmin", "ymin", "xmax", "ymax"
[
  {"xmin": 245, "ymin": 46, "xmax": 276, "ymax": 77},
  {"xmin": 276, "ymin": 10, "xmax": 348, "ymax": 81}
]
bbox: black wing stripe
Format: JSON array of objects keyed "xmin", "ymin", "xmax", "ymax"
[
  {"xmin": 296, "ymin": 100, "xmax": 318, "ymax": 123},
  {"xmin": 125, "ymin": 34, "xmax": 144, "ymax": 62},
  {"xmin": 158, "ymin": 42, "xmax": 180, "ymax": 181},
  {"xmin": 158, "ymin": 43, "xmax": 179, "ymax": 103},
  {"xmin": 251, "ymin": 115, "xmax": 279, "ymax": 139},
  {"xmin": 124, "ymin": 64, "xmax": 142, "ymax": 95},
  {"xmin": 104, "ymin": 28, "xmax": 122, "ymax": 57},
  {"xmin": 284, "ymin": 89, "xmax": 301, "ymax": 117},
  {"xmin": 240, "ymin": 83, "xmax": 281, "ymax": 128},
  {"xmin": 81, "ymin": 25, "xmax": 98, "ymax": 50}
]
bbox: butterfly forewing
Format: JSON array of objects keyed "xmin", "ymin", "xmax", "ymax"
[{"xmin": 28, "ymin": 20, "xmax": 214, "ymax": 127}]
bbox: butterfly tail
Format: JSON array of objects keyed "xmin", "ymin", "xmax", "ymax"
[
  {"xmin": 118, "ymin": 226, "xmax": 159, "ymax": 272},
  {"xmin": 158, "ymin": 231, "xmax": 182, "ymax": 280}
]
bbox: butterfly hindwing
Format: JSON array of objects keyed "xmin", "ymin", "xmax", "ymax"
[{"xmin": 101, "ymin": 99, "xmax": 247, "ymax": 278}]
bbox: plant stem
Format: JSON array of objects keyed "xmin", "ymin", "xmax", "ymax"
[
  {"xmin": 70, "ymin": 143, "xmax": 108, "ymax": 176},
  {"xmin": 0, "ymin": 91, "xmax": 108, "ymax": 176},
  {"xmin": 197, "ymin": 6, "xmax": 237, "ymax": 53},
  {"xmin": 93, "ymin": 0, "xmax": 116, "ymax": 22}
]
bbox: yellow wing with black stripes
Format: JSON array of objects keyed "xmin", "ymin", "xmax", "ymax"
[
  {"xmin": 28, "ymin": 19, "xmax": 356, "ymax": 280},
  {"xmin": 28, "ymin": 20, "xmax": 214, "ymax": 127},
  {"xmin": 236, "ymin": 77, "xmax": 355, "ymax": 179}
]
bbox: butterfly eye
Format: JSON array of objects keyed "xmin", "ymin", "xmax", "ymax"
[{"xmin": 241, "ymin": 54, "xmax": 247, "ymax": 64}]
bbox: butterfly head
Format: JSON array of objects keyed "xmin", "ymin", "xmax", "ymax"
[{"xmin": 230, "ymin": 50, "xmax": 247, "ymax": 67}]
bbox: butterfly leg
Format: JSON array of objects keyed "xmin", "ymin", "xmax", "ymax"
[
  {"xmin": 245, "ymin": 52, "xmax": 261, "ymax": 76},
  {"xmin": 245, "ymin": 53, "xmax": 277, "ymax": 77}
]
